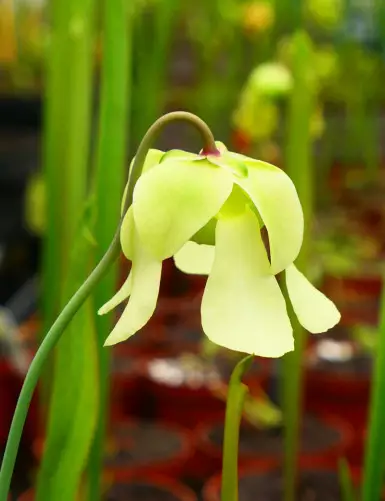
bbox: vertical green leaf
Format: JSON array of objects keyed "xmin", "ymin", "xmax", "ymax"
[
  {"xmin": 134, "ymin": 0, "xmax": 180, "ymax": 143},
  {"xmin": 41, "ymin": 0, "xmax": 71, "ymax": 333},
  {"xmin": 35, "ymin": 302, "xmax": 98, "ymax": 501},
  {"xmin": 50, "ymin": 300, "xmax": 99, "ymax": 501},
  {"xmin": 36, "ymin": 0, "xmax": 97, "ymax": 496},
  {"xmin": 339, "ymin": 458, "xmax": 357, "ymax": 501},
  {"xmin": 282, "ymin": 31, "xmax": 316, "ymax": 501},
  {"xmin": 362, "ymin": 279, "xmax": 385, "ymax": 501},
  {"xmin": 88, "ymin": 0, "xmax": 133, "ymax": 499}
]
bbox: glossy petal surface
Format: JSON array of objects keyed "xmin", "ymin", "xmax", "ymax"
[
  {"xmin": 133, "ymin": 158, "xmax": 233, "ymax": 259},
  {"xmin": 201, "ymin": 208, "xmax": 293, "ymax": 357}
]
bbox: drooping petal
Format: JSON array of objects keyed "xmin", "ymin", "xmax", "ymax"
[
  {"xmin": 235, "ymin": 157, "xmax": 304, "ymax": 274},
  {"xmin": 98, "ymin": 274, "xmax": 132, "ymax": 315},
  {"xmin": 285, "ymin": 264, "xmax": 341, "ymax": 334},
  {"xmin": 174, "ymin": 241, "xmax": 215, "ymax": 275},
  {"xmin": 104, "ymin": 226, "xmax": 162, "ymax": 346},
  {"xmin": 201, "ymin": 207, "xmax": 293, "ymax": 357},
  {"xmin": 133, "ymin": 158, "xmax": 233, "ymax": 260},
  {"xmin": 121, "ymin": 149, "xmax": 164, "ymax": 214},
  {"xmin": 120, "ymin": 206, "xmax": 135, "ymax": 260}
]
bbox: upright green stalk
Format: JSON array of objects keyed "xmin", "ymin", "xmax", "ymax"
[
  {"xmin": 221, "ymin": 355, "xmax": 253, "ymax": 501},
  {"xmin": 362, "ymin": 280, "xmax": 385, "ymax": 501},
  {"xmin": 60, "ymin": 0, "xmax": 96, "ymax": 267},
  {"xmin": 282, "ymin": 31, "xmax": 315, "ymax": 501},
  {"xmin": 36, "ymin": 0, "xmax": 97, "ymax": 498},
  {"xmin": 41, "ymin": 0, "xmax": 71, "ymax": 333},
  {"xmin": 134, "ymin": 0, "xmax": 180, "ymax": 143},
  {"xmin": 42, "ymin": 0, "xmax": 95, "ymax": 322},
  {"xmin": 88, "ymin": 1, "xmax": 133, "ymax": 498},
  {"xmin": 38, "ymin": 0, "xmax": 71, "ymax": 411}
]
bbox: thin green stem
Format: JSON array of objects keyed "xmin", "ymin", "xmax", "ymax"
[
  {"xmin": 282, "ymin": 291, "xmax": 306, "ymax": 501},
  {"xmin": 0, "ymin": 111, "xmax": 217, "ymax": 500},
  {"xmin": 282, "ymin": 31, "xmax": 315, "ymax": 501},
  {"xmin": 221, "ymin": 355, "xmax": 253, "ymax": 501},
  {"xmin": 0, "ymin": 235, "xmax": 120, "ymax": 501},
  {"xmin": 362, "ymin": 279, "xmax": 385, "ymax": 501},
  {"xmin": 126, "ymin": 111, "xmax": 218, "ymax": 210}
]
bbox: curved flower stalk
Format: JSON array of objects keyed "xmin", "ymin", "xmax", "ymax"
[{"xmin": 100, "ymin": 143, "xmax": 340, "ymax": 357}]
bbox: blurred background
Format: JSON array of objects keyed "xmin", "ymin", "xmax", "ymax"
[{"xmin": 1, "ymin": 0, "xmax": 385, "ymax": 500}]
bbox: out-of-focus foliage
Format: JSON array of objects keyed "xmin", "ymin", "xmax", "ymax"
[{"xmin": 304, "ymin": 0, "xmax": 345, "ymax": 30}]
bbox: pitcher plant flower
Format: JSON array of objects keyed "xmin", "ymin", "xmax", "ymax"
[{"xmin": 99, "ymin": 143, "xmax": 340, "ymax": 357}]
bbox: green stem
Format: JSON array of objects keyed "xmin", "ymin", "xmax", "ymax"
[
  {"xmin": 362, "ymin": 279, "xmax": 385, "ymax": 501},
  {"xmin": 0, "ymin": 111, "xmax": 217, "ymax": 500},
  {"xmin": 126, "ymin": 111, "xmax": 218, "ymax": 207},
  {"xmin": 282, "ymin": 295, "xmax": 306, "ymax": 501},
  {"xmin": 0, "ymin": 235, "xmax": 120, "ymax": 501},
  {"xmin": 282, "ymin": 31, "xmax": 315, "ymax": 501},
  {"xmin": 221, "ymin": 355, "xmax": 253, "ymax": 501}
]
